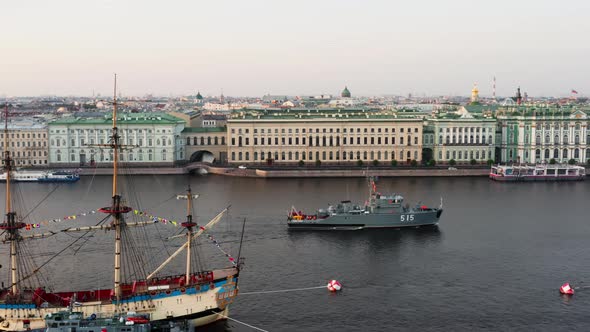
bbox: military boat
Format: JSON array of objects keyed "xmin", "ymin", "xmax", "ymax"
[{"xmin": 287, "ymin": 177, "xmax": 443, "ymax": 230}]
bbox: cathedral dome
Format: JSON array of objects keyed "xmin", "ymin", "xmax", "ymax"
[{"xmin": 341, "ymin": 86, "xmax": 351, "ymax": 98}]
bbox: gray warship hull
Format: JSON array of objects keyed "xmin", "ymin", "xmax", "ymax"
[{"xmin": 288, "ymin": 209, "xmax": 443, "ymax": 230}]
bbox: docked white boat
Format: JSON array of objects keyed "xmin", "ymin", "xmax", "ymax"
[
  {"xmin": 0, "ymin": 170, "xmax": 80, "ymax": 183},
  {"xmin": 490, "ymin": 164, "xmax": 586, "ymax": 182}
]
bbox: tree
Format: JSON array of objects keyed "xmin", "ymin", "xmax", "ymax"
[
  {"xmin": 410, "ymin": 159, "xmax": 418, "ymax": 167},
  {"xmin": 487, "ymin": 159, "xmax": 495, "ymax": 166},
  {"xmin": 427, "ymin": 159, "xmax": 436, "ymax": 167},
  {"xmin": 568, "ymin": 158, "xmax": 576, "ymax": 165},
  {"xmin": 470, "ymin": 159, "xmax": 477, "ymax": 165},
  {"xmin": 391, "ymin": 159, "xmax": 398, "ymax": 167},
  {"xmin": 449, "ymin": 159, "xmax": 456, "ymax": 166},
  {"xmin": 549, "ymin": 158, "xmax": 556, "ymax": 165},
  {"xmin": 372, "ymin": 159, "xmax": 379, "ymax": 167},
  {"xmin": 298, "ymin": 160, "xmax": 304, "ymax": 167},
  {"xmin": 315, "ymin": 159, "xmax": 322, "ymax": 167},
  {"xmin": 357, "ymin": 159, "xmax": 364, "ymax": 167}
]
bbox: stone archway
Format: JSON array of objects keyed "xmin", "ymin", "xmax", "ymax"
[{"xmin": 190, "ymin": 150, "xmax": 215, "ymax": 163}]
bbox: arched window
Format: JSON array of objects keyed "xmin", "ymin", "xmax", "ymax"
[
  {"xmin": 254, "ymin": 152, "xmax": 258, "ymax": 161},
  {"xmin": 162, "ymin": 149, "xmax": 167, "ymax": 161},
  {"xmin": 288, "ymin": 151, "xmax": 292, "ymax": 160},
  {"xmin": 574, "ymin": 149, "xmax": 579, "ymax": 159},
  {"xmin": 535, "ymin": 149, "xmax": 541, "ymax": 159},
  {"xmin": 363, "ymin": 151, "xmax": 368, "ymax": 160},
  {"xmin": 357, "ymin": 151, "xmax": 361, "ymax": 160},
  {"xmin": 564, "ymin": 135, "xmax": 568, "ymax": 144},
  {"xmin": 322, "ymin": 151, "xmax": 327, "ymax": 160},
  {"xmin": 148, "ymin": 149, "xmax": 153, "ymax": 161},
  {"xmin": 407, "ymin": 151, "xmax": 411, "ymax": 159},
  {"xmin": 245, "ymin": 152, "xmax": 249, "ymax": 160},
  {"xmin": 268, "ymin": 152, "xmax": 272, "ymax": 160},
  {"xmin": 482, "ymin": 136, "xmax": 486, "ymax": 144},
  {"xmin": 575, "ymin": 135, "xmax": 579, "ymax": 144},
  {"xmin": 536, "ymin": 135, "xmax": 540, "ymax": 144},
  {"xmin": 128, "ymin": 152, "xmax": 133, "ymax": 161},
  {"xmin": 377, "ymin": 151, "xmax": 381, "ymax": 160},
  {"xmin": 200, "ymin": 137, "xmax": 205, "ymax": 145},
  {"xmin": 231, "ymin": 152, "xmax": 235, "ymax": 160},
  {"xmin": 207, "ymin": 137, "xmax": 212, "ymax": 145},
  {"xmin": 157, "ymin": 139, "xmax": 161, "ymax": 146},
  {"xmin": 193, "ymin": 137, "xmax": 197, "ymax": 145},
  {"xmin": 544, "ymin": 149, "xmax": 549, "ymax": 159},
  {"xmin": 370, "ymin": 151, "xmax": 374, "ymax": 160},
  {"xmin": 545, "ymin": 135, "xmax": 550, "ymax": 144},
  {"xmin": 186, "ymin": 137, "xmax": 191, "ymax": 145},
  {"xmin": 56, "ymin": 149, "xmax": 61, "ymax": 162},
  {"xmin": 553, "ymin": 149, "xmax": 559, "ymax": 159},
  {"xmin": 215, "ymin": 137, "xmax": 219, "ymax": 145},
  {"xmin": 295, "ymin": 151, "xmax": 299, "ymax": 160},
  {"xmin": 315, "ymin": 151, "xmax": 320, "ymax": 160},
  {"xmin": 275, "ymin": 152, "xmax": 279, "ymax": 160},
  {"xmin": 554, "ymin": 134, "xmax": 559, "ymax": 144},
  {"xmin": 329, "ymin": 151, "xmax": 333, "ymax": 160},
  {"xmin": 563, "ymin": 149, "xmax": 568, "ymax": 158}
]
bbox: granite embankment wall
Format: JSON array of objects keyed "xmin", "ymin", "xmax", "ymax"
[
  {"xmin": 209, "ymin": 167, "xmax": 489, "ymax": 178},
  {"xmin": 78, "ymin": 166, "xmax": 489, "ymax": 178}
]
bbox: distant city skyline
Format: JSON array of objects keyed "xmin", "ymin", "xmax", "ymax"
[{"xmin": 1, "ymin": 0, "xmax": 589, "ymax": 97}]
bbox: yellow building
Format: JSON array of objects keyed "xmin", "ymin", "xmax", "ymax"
[
  {"xmin": 226, "ymin": 109, "xmax": 423, "ymax": 165},
  {"xmin": 0, "ymin": 120, "xmax": 48, "ymax": 167}
]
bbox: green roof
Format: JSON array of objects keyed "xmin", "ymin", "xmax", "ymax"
[
  {"xmin": 49, "ymin": 113, "xmax": 185, "ymax": 126},
  {"xmin": 182, "ymin": 127, "xmax": 226, "ymax": 133}
]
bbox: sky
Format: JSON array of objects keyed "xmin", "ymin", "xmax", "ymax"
[{"xmin": 1, "ymin": 0, "xmax": 589, "ymax": 97}]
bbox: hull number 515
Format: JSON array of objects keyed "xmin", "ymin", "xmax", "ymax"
[{"xmin": 400, "ymin": 214, "xmax": 414, "ymax": 222}]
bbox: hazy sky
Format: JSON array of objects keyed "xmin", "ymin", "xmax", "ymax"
[{"xmin": 2, "ymin": 0, "xmax": 589, "ymax": 97}]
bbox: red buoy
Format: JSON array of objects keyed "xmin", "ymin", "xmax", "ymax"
[{"xmin": 560, "ymin": 283, "xmax": 574, "ymax": 295}]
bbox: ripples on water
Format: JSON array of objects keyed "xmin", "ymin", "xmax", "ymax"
[{"xmin": 2, "ymin": 175, "xmax": 590, "ymax": 331}]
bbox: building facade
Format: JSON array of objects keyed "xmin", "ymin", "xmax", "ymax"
[
  {"xmin": 183, "ymin": 127, "xmax": 227, "ymax": 163},
  {"xmin": 48, "ymin": 113, "xmax": 185, "ymax": 166},
  {"xmin": 427, "ymin": 115, "xmax": 497, "ymax": 164},
  {"xmin": 226, "ymin": 109, "xmax": 424, "ymax": 165},
  {"xmin": 0, "ymin": 120, "xmax": 48, "ymax": 167},
  {"xmin": 498, "ymin": 107, "xmax": 589, "ymax": 164}
]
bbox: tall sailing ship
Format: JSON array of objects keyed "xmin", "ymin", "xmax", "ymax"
[{"xmin": 0, "ymin": 77, "xmax": 240, "ymax": 331}]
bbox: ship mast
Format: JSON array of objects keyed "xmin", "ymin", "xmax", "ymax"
[
  {"xmin": 179, "ymin": 186, "xmax": 198, "ymax": 284},
  {"xmin": 97, "ymin": 74, "xmax": 132, "ymax": 305},
  {"xmin": 1, "ymin": 103, "xmax": 24, "ymax": 296}
]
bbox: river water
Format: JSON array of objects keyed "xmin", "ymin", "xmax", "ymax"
[{"xmin": 2, "ymin": 175, "xmax": 590, "ymax": 331}]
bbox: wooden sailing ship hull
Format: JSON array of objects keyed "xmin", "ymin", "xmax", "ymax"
[{"xmin": 0, "ymin": 268, "xmax": 238, "ymax": 331}]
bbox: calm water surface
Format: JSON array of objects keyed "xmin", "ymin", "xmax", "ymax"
[{"xmin": 2, "ymin": 174, "xmax": 590, "ymax": 331}]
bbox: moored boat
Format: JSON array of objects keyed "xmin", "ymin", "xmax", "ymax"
[
  {"xmin": 489, "ymin": 164, "xmax": 586, "ymax": 182},
  {"xmin": 287, "ymin": 177, "xmax": 443, "ymax": 230},
  {"xmin": 0, "ymin": 170, "xmax": 80, "ymax": 183}
]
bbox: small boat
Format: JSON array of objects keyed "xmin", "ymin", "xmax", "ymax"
[
  {"xmin": 490, "ymin": 164, "xmax": 586, "ymax": 182},
  {"xmin": 43, "ymin": 311, "xmax": 151, "ymax": 332},
  {"xmin": 0, "ymin": 170, "xmax": 80, "ymax": 183},
  {"xmin": 287, "ymin": 177, "xmax": 443, "ymax": 230}
]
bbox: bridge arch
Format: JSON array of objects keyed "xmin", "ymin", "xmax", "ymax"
[{"xmin": 190, "ymin": 150, "xmax": 215, "ymax": 163}]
